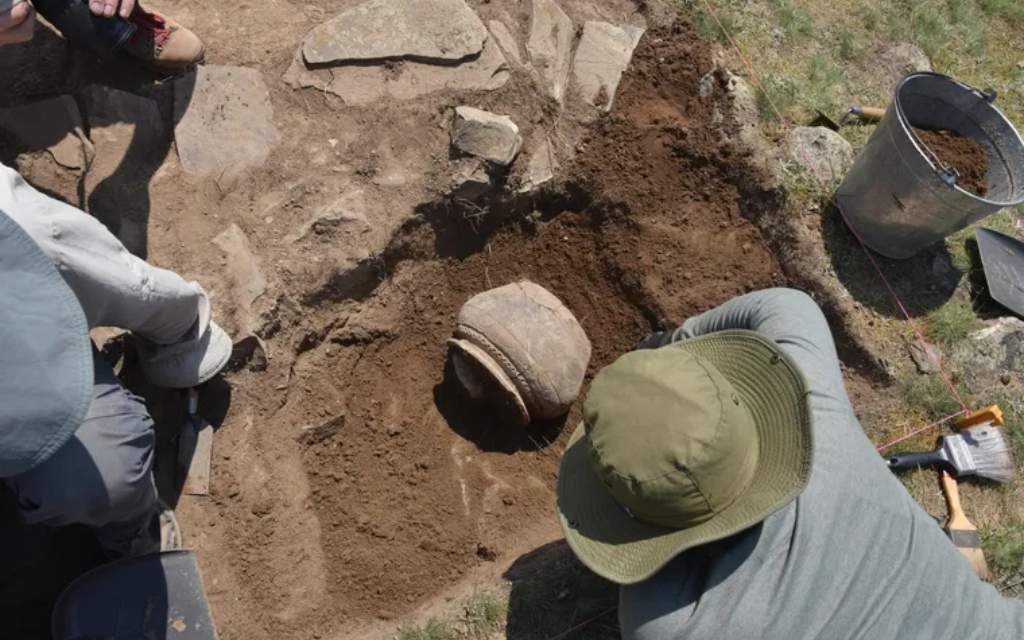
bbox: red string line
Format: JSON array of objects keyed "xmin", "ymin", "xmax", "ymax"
[
  {"xmin": 698, "ymin": 0, "xmax": 970, "ymax": 435},
  {"xmin": 876, "ymin": 409, "xmax": 969, "ymax": 453}
]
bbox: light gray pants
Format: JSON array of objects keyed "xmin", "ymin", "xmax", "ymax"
[{"xmin": 0, "ymin": 163, "xmax": 203, "ymax": 554}]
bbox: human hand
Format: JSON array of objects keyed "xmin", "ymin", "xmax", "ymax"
[
  {"xmin": 0, "ymin": 0, "xmax": 36, "ymax": 45},
  {"xmin": 88, "ymin": 0, "xmax": 135, "ymax": 18}
]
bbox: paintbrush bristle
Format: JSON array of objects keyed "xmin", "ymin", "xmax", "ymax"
[
  {"xmin": 964, "ymin": 425, "xmax": 1015, "ymax": 484},
  {"xmin": 956, "ymin": 545, "xmax": 992, "ymax": 581}
]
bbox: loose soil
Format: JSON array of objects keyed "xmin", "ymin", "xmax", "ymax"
[
  {"xmin": 1, "ymin": 14, "xmax": 787, "ymax": 640},
  {"xmin": 205, "ymin": 24, "xmax": 783, "ymax": 638},
  {"xmin": 913, "ymin": 128, "xmax": 989, "ymax": 196}
]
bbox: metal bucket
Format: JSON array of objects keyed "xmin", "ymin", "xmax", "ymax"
[{"xmin": 836, "ymin": 72, "xmax": 1024, "ymax": 259}]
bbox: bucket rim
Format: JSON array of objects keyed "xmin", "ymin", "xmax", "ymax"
[{"xmin": 894, "ymin": 71, "xmax": 1024, "ymax": 208}]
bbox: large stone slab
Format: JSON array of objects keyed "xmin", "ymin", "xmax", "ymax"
[
  {"xmin": 174, "ymin": 66, "xmax": 279, "ymax": 178},
  {"xmin": 451, "ymin": 106, "xmax": 522, "ymax": 166},
  {"xmin": 285, "ymin": 38, "xmax": 509, "ymax": 106},
  {"xmin": 527, "ymin": 0, "xmax": 574, "ymax": 104},
  {"xmin": 302, "ymin": 0, "xmax": 488, "ymax": 65},
  {"xmin": 81, "ymin": 86, "xmax": 168, "ymax": 257},
  {"xmin": 571, "ymin": 21, "xmax": 645, "ymax": 112},
  {"xmin": 488, "ymin": 20, "xmax": 524, "ymax": 68}
]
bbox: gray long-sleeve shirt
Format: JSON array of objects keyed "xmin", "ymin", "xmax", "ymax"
[{"xmin": 619, "ymin": 288, "xmax": 1024, "ymax": 640}]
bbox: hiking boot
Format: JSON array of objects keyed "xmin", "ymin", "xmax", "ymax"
[
  {"xmin": 122, "ymin": 4, "xmax": 205, "ymax": 70},
  {"xmin": 137, "ymin": 294, "xmax": 232, "ymax": 389}
]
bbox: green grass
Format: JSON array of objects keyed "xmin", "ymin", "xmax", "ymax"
[
  {"xmin": 398, "ymin": 619, "xmax": 456, "ymax": 640},
  {"xmin": 979, "ymin": 0, "xmax": 1024, "ymax": 23},
  {"xmin": 926, "ymin": 299, "xmax": 983, "ymax": 346},
  {"xmin": 464, "ymin": 592, "xmax": 507, "ymax": 637},
  {"xmin": 770, "ymin": 0, "xmax": 814, "ymax": 41},
  {"xmin": 983, "ymin": 522, "xmax": 1024, "ymax": 576},
  {"xmin": 901, "ymin": 375, "xmax": 966, "ymax": 421}
]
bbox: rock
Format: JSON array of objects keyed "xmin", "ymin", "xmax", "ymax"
[
  {"xmin": 948, "ymin": 317, "xmax": 1024, "ymax": 391},
  {"xmin": 571, "ymin": 21, "xmax": 645, "ymax": 113},
  {"xmin": 213, "ymin": 223, "xmax": 267, "ymax": 334},
  {"xmin": 518, "ymin": 136, "xmax": 556, "ymax": 193},
  {"xmin": 451, "ymin": 106, "xmax": 523, "ymax": 166},
  {"xmin": 226, "ymin": 335, "xmax": 268, "ymax": 373},
  {"xmin": 451, "ymin": 161, "xmax": 493, "ymax": 200},
  {"xmin": 787, "ymin": 126, "xmax": 855, "ymax": 186},
  {"xmin": 302, "ymin": 0, "xmax": 488, "ymax": 65},
  {"xmin": 880, "ymin": 43, "xmax": 931, "ymax": 91},
  {"xmin": 80, "ymin": 86, "xmax": 166, "ymax": 257},
  {"xmin": 907, "ymin": 340, "xmax": 941, "ymax": 374},
  {"xmin": 174, "ymin": 66, "xmax": 279, "ymax": 178},
  {"xmin": 285, "ymin": 38, "xmax": 509, "ymax": 106},
  {"xmin": 488, "ymin": 20, "xmax": 524, "ymax": 67},
  {"xmin": 288, "ymin": 190, "xmax": 369, "ymax": 242},
  {"xmin": 527, "ymin": 0, "xmax": 574, "ymax": 104},
  {"xmin": 0, "ymin": 95, "xmax": 92, "ymax": 170},
  {"xmin": 715, "ymin": 70, "xmax": 781, "ymax": 186}
]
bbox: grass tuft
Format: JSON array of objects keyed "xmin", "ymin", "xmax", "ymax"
[
  {"xmin": 983, "ymin": 522, "xmax": 1024, "ymax": 576},
  {"xmin": 925, "ymin": 299, "xmax": 982, "ymax": 346},
  {"xmin": 397, "ymin": 619, "xmax": 456, "ymax": 640},
  {"xmin": 770, "ymin": 0, "xmax": 814, "ymax": 41},
  {"xmin": 979, "ymin": 0, "xmax": 1024, "ymax": 23},
  {"xmin": 464, "ymin": 592, "xmax": 507, "ymax": 636},
  {"xmin": 901, "ymin": 375, "xmax": 965, "ymax": 421}
]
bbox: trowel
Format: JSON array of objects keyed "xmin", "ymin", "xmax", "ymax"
[
  {"xmin": 178, "ymin": 388, "xmax": 214, "ymax": 496},
  {"xmin": 811, "ymin": 105, "xmax": 886, "ymax": 131}
]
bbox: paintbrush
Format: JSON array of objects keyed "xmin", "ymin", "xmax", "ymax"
[
  {"xmin": 940, "ymin": 470, "xmax": 991, "ymax": 580},
  {"xmin": 887, "ymin": 424, "xmax": 1015, "ymax": 483}
]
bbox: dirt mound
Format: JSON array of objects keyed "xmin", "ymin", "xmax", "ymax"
[
  {"xmin": 913, "ymin": 128, "xmax": 989, "ymax": 196},
  {"xmin": 203, "ymin": 23, "xmax": 784, "ymax": 638}
]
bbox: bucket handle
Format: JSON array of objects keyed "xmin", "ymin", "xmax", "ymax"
[{"xmin": 903, "ymin": 75, "xmax": 998, "ymax": 190}]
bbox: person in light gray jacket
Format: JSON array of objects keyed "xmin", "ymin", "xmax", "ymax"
[
  {"xmin": 0, "ymin": 163, "xmax": 231, "ymax": 556},
  {"xmin": 557, "ymin": 288, "xmax": 1024, "ymax": 640}
]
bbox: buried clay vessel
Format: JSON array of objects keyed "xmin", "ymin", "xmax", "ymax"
[{"xmin": 448, "ymin": 281, "xmax": 591, "ymax": 425}]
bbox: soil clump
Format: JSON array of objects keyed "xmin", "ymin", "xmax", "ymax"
[{"xmin": 913, "ymin": 128, "xmax": 989, "ymax": 196}]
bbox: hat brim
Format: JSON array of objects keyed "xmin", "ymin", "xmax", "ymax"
[{"xmin": 557, "ymin": 330, "xmax": 813, "ymax": 585}]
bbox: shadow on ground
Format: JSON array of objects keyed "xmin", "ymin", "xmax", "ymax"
[
  {"xmin": 504, "ymin": 541, "xmax": 620, "ymax": 640},
  {"xmin": 822, "ymin": 203, "xmax": 961, "ymax": 317}
]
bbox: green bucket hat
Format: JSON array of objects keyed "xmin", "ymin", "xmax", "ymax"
[{"xmin": 557, "ymin": 330, "xmax": 813, "ymax": 585}]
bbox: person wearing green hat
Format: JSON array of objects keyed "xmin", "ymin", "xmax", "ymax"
[
  {"xmin": 0, "ymin": 163, "xmax": 231, "ymax": 556},
  {"xmin": 558, "ymin": 288, "xmax": 1024, "ymax": 639}
]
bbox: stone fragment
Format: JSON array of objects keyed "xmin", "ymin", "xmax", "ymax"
[
  {"xmin": 907, "ymin": 341, "xmax": 941, "ymax": 375},
  {"xmin": 302, "ymin": 0, "xmax": 488, "ymax": 65},
  {"xmin": 174, "ymin": 66, "xmax": 279, "ymax": 178},
  {"xmin": 881, "ymin": 43, "xmax": 931, "ymax": 91},
  {"xmin": 787, "ymin": 126, "xmax": 855, "ymax": 186},
  {"xmin": 518, "ymin": 137, "xmax": 556, "ymax": 193},
  {"xmin": 451, "ymin": 106, "xmax": 522, "ymax": 166},
  {"xmin": 81, "ymin": 86, "xmax": 167, "ymax": 257},
  {"xmin": 213, "ymin": 223, "xmax": 267, "ymax": 334},
  {"xmin": 571, "ymin": 21, "xmax": 645, "ymax": 112},
  {"xmin": 488, "ymin": 20, "xmax": 524, "ymax": 67},
  {"xmin": 527, "ymin": 0, "xmax": 574, "ymax": 104},
  {"xmin": 0, "ymin": 95, "xmax": 92, "ymax": 170},
  {"xmin": 285, "ymin": 38, "xmax": 509, "ymax": 106},
  {"xmin": 451, "ymin": 160, "xmax": 493, "ymax": 200},
  {"xmin": 288, "ymin": 190, "xmax": 369, "ymax": 243}
]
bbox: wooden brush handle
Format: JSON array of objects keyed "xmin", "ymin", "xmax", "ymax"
[{"xmin": 941, "ymin": 471, "xmax": 973, "ymax": 531}]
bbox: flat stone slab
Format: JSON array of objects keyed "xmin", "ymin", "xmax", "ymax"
[
  {"xmin": 451, "ymin": 106, "xmax": 522, "ymax": 166},
  {"xmin": 572, "ymin": 21, "xmax": 645, "ymax": 112},
  {"xmin": 285, "ymin": 38, "xmax": 509, "ymax": 106},
  {"xmin": 302, "ymin": 0, "xmax": 488, "ymax": 65},
  {"xmin": 488, "ymin": 20, "xmax": 524, "ymax": 67},
  {"xmin": 527, "ymin": 0, "xmax": 574, "ymax": 104},
  {"xmin": 174, "ymin": 66, "xmax": 279, "ymax": 178},
  {"xmin": 518, "ymin": 136, "xmax": 556, "ymax": 192}
]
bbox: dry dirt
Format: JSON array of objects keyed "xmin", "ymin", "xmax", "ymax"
[
  {"xmin": 0, "ymin": 5, "xmax": 803, "ymax": 639},
  {"xmin": 913, "ymin": 128, "xmax": 989, "ymax": 197}
]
